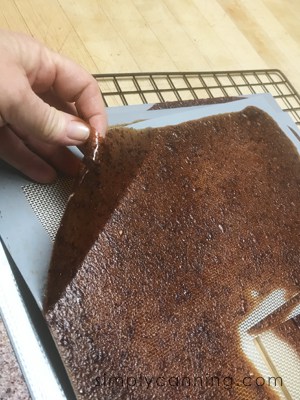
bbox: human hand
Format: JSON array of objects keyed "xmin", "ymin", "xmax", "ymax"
[{"xmin": 0, "ymin": 30, "xmax": 107, "ymax": 183}]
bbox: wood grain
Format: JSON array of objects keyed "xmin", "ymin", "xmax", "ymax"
[{"xmin": 0, "ymin": 0, "xmax": 299, "ymax": 92}]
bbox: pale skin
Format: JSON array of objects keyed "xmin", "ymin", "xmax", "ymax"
[{"xmin": 0, "ymin": 30, "xmax": 107, "ymax": 183}]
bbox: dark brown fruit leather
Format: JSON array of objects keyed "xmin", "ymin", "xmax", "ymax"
[
  {"xmin": 44, "ymin": 106, "xmax": 300, "ymax": 400},
  {"xmin": 149, "ymin": 96, "xmax": 243, "ymax": 110}
]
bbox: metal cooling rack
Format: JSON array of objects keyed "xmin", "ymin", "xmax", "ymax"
[{"xmin": 94, "ymin": 69, "xmax": 300, "ymax": 125}]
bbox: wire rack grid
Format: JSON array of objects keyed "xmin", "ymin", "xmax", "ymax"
[{"xmin": 94, "ymin": 69, "xmax": 300, "ymax": 126}]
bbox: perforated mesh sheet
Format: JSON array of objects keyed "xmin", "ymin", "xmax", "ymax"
[
  {"xmin": 20, "ymin": 70, "xmax": 300, "ymax": 399},
  {"xmin": 255, "ymin": 322, "xmax": 300, "ymax": 400},
  {"xmin": 241, "ymin": 291, "xmax": 300, "ymax": 400},
  {"xmin": 22, "ymin": 177, "xmax": 74, "ymax": 241}
]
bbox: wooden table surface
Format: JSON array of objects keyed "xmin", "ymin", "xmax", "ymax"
[
  {"xmin": 0, "ymin": 1, "xmax": 299, "ymax": 399},
  {"xmin": 1, "ymin": 0, "xmax": 300, "ymax": 91}
]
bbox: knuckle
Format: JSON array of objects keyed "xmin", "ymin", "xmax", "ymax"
[{"xmin": 41, "ymin": 105, "xmax": 63, "ymax": 142}]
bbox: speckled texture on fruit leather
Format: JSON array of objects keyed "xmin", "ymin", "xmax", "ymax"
[{"xmin": 45, "ymin": 107, "xmax": 300, "ymax": 400}]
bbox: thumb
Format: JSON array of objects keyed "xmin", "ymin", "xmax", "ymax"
[{"xmin": 4, "ymin": 82, "xmax": 91, "ymax": 146}]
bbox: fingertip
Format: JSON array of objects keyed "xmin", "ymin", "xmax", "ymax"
[
  {"xmin": 98, "ymin": 129, "xmax": 106, "ymax": 139},
  {"xmin": 89, "ymin": 114, "xmax": 108, "ymax": 138},
  {"xmin": 29, "ymin": 165, "xmax": 57, "ymax": 184},
  {"xmin": 50, "ymin": 147, "xmax": 83, "ymax": 177}
]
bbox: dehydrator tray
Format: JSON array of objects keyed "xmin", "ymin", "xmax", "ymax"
[{"xmin": 0, "ymin": 70, "xmax": 300, "ymax": 400}]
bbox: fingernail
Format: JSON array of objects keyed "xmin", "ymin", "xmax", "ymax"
[{"xmin": 67, "ymin": 121, "xmax": 90, "ymax": 141}]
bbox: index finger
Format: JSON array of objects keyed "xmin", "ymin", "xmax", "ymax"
[{"xmin": 51, "ymin": 51, "xmax": 107, "ymax": 135}]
